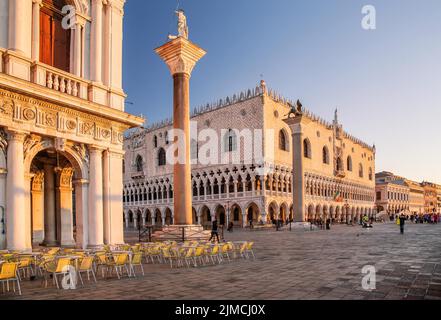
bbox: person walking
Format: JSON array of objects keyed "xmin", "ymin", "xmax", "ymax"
[
  {"xmin": 209, "ymin": 219, "xmax": 220, "ymax": 243},
  {"xmin": 399, "ymin": 214, "xmax": 406, "ymax": 235}
]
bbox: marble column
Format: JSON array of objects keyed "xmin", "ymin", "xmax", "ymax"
[
  {"xmin": 90, "ymin": 0, "xmax": 103, "ymax": 82},
  {"xmin": 6, "ymin": 130, "xmax": 29, "ymax": 251},
  {"xmin": 284, "ymin": 115, "xmax": 310, "ymax": 223},
  {"xmin": 74, "ymin": 179, "xmax": 88, "ymax": 249},
  {"xmin": 57, "ymin": 168, "xmax": 75, "ymax": 246},
  {"xmin": 8, "ymin": 0, "xmax": 32, "ymax": 56},
  {"xmin": 88, "ymin": 147, "xmax": 104, "ymax": 247},
  {"xmin": 31, "ymin": 172, "xmax": 44, "ymax": 243},
  {"xmin": 73, "ymin": 18, "xmax": 85, "ymax": 77},
  {"xmin": 155, "ymin": 37, "xmax": 206, "ymax": 225},
  {"xmin": 31, "ymin": 0, "xmax": 42, "ymax": 61},
  {"xmin": 43, "ymin": 163, "xmax": 57, "ymax": 246}
]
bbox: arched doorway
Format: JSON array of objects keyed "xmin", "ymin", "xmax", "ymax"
[
  {"xmin": 200, "ymin": 206, "xmax": 211, "ymax": 228},
  {"xmin": 246, "ymin": 202, "xmax": 260, "ymax": 224},
  {"xmin": 27, "ymin": 147, "xmax": 86, "ymax": 248},
  {"xmin": 164, "ymin": 208, "xmax": 173, "ymax": 225},
  {"xmin": 231, "ymin": 204, "xmax": 242, "ymax": 227},
  {"xmin": 215, "ymin": 205, "xmax": 226, "ymax": 226}
]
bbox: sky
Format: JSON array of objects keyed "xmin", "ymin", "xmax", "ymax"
[{"xmin": 122, "ymin": 0, "xmax": 441, "ymax": 184}]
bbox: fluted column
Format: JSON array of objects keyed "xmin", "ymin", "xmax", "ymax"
[
  {"xmin": 90, "ymin": 0, "xmax": 103, "ymax": 82},
  {"xmin": 6, "ymin": 130, "xmax": 28, "ymax": 251},
  {"xmin": 88, "ymin": 146, "xmax": 104, "ymax": 247}
]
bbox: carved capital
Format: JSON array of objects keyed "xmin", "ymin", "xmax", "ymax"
[{"xmin": 155, "ymin": 37, "xmax": 206, "ymax": 77}]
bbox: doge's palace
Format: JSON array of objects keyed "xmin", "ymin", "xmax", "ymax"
[
  {"xmin": 123, "ymin": 81, "xmax": 376, "ymax": 229},
  {"xmin": 0, "ymin": 0, "xmax": 143, "ymax": 251}
]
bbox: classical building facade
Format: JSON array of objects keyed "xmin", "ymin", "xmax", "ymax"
[
  {"xmin": 375, "ymin": 172, "xmax": 410, "ymax": 213},
  {"xmin": 0, "ymin": 0, "xmax": 143, "ymax": 251},
  {"xmin": 374, "ymin": 171, "xmax": 440, "ymax": 215},
  {"xmin": 123, "ymin": 81, "xmax": 376, "ymax": 228},
  {"xmin": 422, "ymin": 182, "xmax": 438, "ymax": 214}
]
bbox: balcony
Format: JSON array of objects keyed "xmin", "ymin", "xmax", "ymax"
[{"xmin": 0, "ymin": 50, "xmax": 125, "ymax": 110}]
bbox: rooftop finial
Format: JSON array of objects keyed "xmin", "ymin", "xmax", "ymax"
[{"xmin": 334, "ymin": 108, "xmax": 338, "ymax": 124}]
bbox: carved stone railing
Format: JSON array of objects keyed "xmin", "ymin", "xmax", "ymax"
[{"xmin": 31, "ymin": 62, "xmax": 88, "ymax": 99}]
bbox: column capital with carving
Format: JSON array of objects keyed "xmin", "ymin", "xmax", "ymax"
[{"xmin": 155, "ymin": 37, "xmax": 206, "ymax": 77}]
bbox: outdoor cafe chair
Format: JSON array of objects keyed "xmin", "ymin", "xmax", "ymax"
[
  {"xmin": 106, "ymin": 253, "xmax": 130, "ymax": 279},
  {"xmin": 129, "ymin": 252, "xmax": 144, "ymax": 277},
  {"xmin": 77, "ymin": 256, "xmax": 97, "ymax": 285},
  {"xmin": 41, "ymin": 257, "xmax": 72, "ymax": 289},
  {"xmin": 0, "ymin": 262, "xmax": 21, "ymax": 296}
]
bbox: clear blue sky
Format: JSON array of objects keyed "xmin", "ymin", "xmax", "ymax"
[{"xmin": 122, "ymin": 0, "xmax": 441, "ymax": 184}]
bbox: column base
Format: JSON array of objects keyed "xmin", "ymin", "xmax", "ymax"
[
  {"xmin": 152, "ymin": 225, "xmax": 212, "ymax": 242},
  {"xmin": 41, "ymin": 240, "xmax": 59, "ymax": 247}
]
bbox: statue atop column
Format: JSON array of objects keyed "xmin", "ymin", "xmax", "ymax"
[{"xmin": 168, "ymin": 9, "xmax": 189, "ymax": 40}]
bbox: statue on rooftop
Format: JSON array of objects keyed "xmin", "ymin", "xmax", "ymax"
[{"xmin": 168, "ymin": 9, "xmax": 189, "ymax": 40}]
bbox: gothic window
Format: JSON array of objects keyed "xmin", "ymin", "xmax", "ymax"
[
  {"xmin": 40, "ymin": 0, "xmax": 71, "ymax": 72},
  {"xmin": 369, "ymin": 167, "xmax": 373, "ymax": 181},
  {"xmin": 347, "ymin": 156, "xmax": 353, "ymax": 171},
  {"xmin": 158, "ymin": 148, "xmax": 166, "ymax": 166},
  {"xmin": 224, "ymin": 129, "xmax": 237, "ymax": 152},
  {"xmin": 135, "ymin": 155, "xmax": 143, "ymax": 172},
  {"xmin": 279, "ymin": 130, "xmax": 288, "ymax": 151},
  {"xmin": 322, "ymin": 146, "xmax": 330, "ymax": 164},
  {"xmin": 165, "ymin": 131, "xmax": 169, "ymax": 145},
  {"xmin": 153, "ymin": 135, "xmax": 158, "ymax": 148},
  {"xmin": 359, "ymin": 164, "xmax": 364, "ymax": 178},
  {"xmin": 303, "ymin": 139, "xmax": 312, "ymax": 159},
  {"xmin": 337, "ymin": 157, "xmax": 343, "ymax": 171}
]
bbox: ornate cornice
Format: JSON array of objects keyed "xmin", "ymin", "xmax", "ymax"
[{"xmin": 0, "ymin": 87, "xmax": 126, "ymax": 146}]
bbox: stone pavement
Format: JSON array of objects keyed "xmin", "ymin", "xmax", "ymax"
[{"xmin": 2, "ymin": 222, "xmax": 441, "ymax": 300}]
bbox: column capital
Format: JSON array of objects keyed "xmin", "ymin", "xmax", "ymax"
[
  {"xmin": 89, "ymin": 145, "xmax": 106, "ymax": 153},
  {"xmin": 32, "ymin": 0, "xmax": 43, "ymax": 7},
  {"xmin": 5, "ymin": 129, "xmax": 28, "ymax": 142},
  {"xmin": 155, "ymin": 37, "xmax": 206, "ymax": 77}
]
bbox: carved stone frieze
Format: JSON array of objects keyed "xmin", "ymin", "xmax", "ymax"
[{"xmin": 0, "ymin": 88, "xmax": 127, "ymax": 146}]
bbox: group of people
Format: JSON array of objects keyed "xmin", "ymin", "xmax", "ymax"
[{"xmin": 389, "ymin": 213, "xmax": 440, "ymax": 224}]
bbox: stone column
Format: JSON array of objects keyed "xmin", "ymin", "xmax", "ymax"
[
  {"xmin": 284, "ymin": 115, "xmax": 310, "ymax": 223},
  {"xmin": 31, "ymin": 172, "xmax": 44, "ymax": 243},
  {"xmin": 6, "ymin": 130, "xmax": 29, "ymax": 251},
  {"xmin": 90, "ymin": 0, "xmax": 103, "ymax": 83},
  {"xmin": 57, "ymin": 168, "xmax": 75, "ymax": 247},
  {"xmin": 73, "ymin": 18, "xmax": 85, "ymax": 77},
  {"xmin": 8, "ymin": 0, "xmax": 32, "ymax": 56},
  {"xmin": 88, "ymin": 146, "xmax": 104, "ymax": 247},
  {"xmin": 155, "ymin": 37, "xmax": 206, "ymax": 225},
  {"xmin": 24, "ymin": 174, "xmax": 32, "ymax": 249},
  {"xmin": 31, "ymin": 0, "xmax": 42, "ymax": 61},
  {"xmin": 74, "ymin": 179, "xmax": 88, "ymax": 249},
  {"xmin": 42, "ymin": 163, "xmax": 57, "ymax": 246}
]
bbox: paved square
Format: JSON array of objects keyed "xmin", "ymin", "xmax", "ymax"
[{"xmin": 2, "ymin": 222, "xmax": 441, "ymax": 300}]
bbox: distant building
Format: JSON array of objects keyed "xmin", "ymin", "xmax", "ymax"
[{"xmin": 375, "ymin": 171, "xmax": 439, "ymax": 215}]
